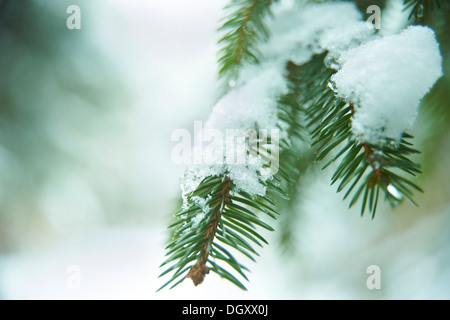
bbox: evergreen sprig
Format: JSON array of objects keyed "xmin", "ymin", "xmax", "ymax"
[
  {"xmin": 158, "ymin": 174, "xmax": 278, "ymax": 291},
  {"xmin": 159, "ymin": 61, "xmax": 312, "ymax": 290},
  {"xmin": 302, "ymin": 53, "xmax": 423, "ymax": 218},
  {"xmin": 160, "ymin": 0, "xmax": 440, "ymax": 291},
  {"xmin": 217, "ymin": 0, "xmax": 276, "ymax": 79}
]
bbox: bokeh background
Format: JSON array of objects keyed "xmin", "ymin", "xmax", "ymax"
[{"xmin": 0, "ymin": 0, "xmax": 449, "ymax": 299}]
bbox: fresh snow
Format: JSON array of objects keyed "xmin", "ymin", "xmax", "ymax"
[
  {"xmin": 180, "ymin": 2, "xmax": 442, "ymax": 200},
  {"xmin": 332, "ymin": 26, "xmax": 443, "ymax": 144},
  {"xmin": 206, "ymin": 64, "xmax": 287, "ymax": 132},
  {"xmin": 180, "ymin": 1, "xmax": 376, "ymax": 198},
  {"xmin": 264, "ymin": 2, "xmax": 374, "ymax": 64},
  {"xmin": 179, "ymin": 63, "xmax": 287, "ymax": 198}
]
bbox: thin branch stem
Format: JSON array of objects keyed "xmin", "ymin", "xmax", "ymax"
[{"xmin": 186, "ymin": 178, "xmax": 232, "ymax": 286}]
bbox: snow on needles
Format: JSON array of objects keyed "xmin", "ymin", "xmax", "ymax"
[
  {"xmin": 206, "ymin": 64, "xmax": 286, "ymax": 132},
  {"xmin": 332, "ymin": 26, "xmax": 443, "ymax": 144},
  {"xmin": 264, "ymin": 2, "xmax": 374, "ymax": 64},
  {"xmin": 180, "ymin": 1, "xmax": 375, "ymax": 200},
  {"xmin": 179, "ymin": 2, "xmax": 442, "ymax": 204},
  {"xmin": 180, "ymin": 65, "xmax": 285, "ymax": 200}
]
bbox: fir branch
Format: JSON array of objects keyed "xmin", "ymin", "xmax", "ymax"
[
  {"xmin": 301, "ymin": 53, "xmax": 423, "ymax": 218},
  {"xmin": 159, "ymin": 171, "xmax": 279, "ymax": 290},
  {"xmin": 160, "ymin": 0, "xmax": 444, "ymax": 293},
  {"xmin": 159, "ymin": 60, "xmax": 314, "ymax": 290},
  {"xmin": 217, "ymin": 0, "xmax": 276, "ymax": 79}
]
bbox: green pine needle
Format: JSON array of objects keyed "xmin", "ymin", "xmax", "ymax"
[
  {"xmin": 295, "ymin": 52, "xmax": 424, "ymax": 218},
  {"xmin": 158, "ymin": 172, "xmax": 279, "ymax": 291},
  {"xmin": 159, "ymin": 58, "xmax": 315, "ymax": 290},
  {"xmin": 217, "ymin": 0, "xmax": 277, "ymax": 79}
]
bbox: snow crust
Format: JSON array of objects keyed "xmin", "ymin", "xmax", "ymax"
[
  {"xmin": 179, "ymin": 1, "xmax": 442, "ymax": 203},
  {"xmin": 332, "ymin": 26, "xmax": 443, "ymax": 143}
]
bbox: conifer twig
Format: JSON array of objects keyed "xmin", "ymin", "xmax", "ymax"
[
  {"xmin": 218, "ymin": 0, "xmax": 276, "ymax": 79},
  {"xmin": 302, "ymin": 53, "xmax": 423, "ymax": 218}
]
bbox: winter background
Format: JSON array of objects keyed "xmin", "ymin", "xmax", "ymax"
[{"xmin": 0, "ymin": 0, "xmax": 449, "ymax": 299}]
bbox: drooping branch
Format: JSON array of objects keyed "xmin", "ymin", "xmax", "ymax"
[
  {"xmin": 159, "ymin": 167, "xmax": 278, "ymax": 291},
  {"xmin": 160, "ymin": 0, "xmax": 445, "ymax": 292},
  {"xmin": 299, "ymin": 53, "xmax": 423, "ymax": 218},
  {"xmin": 159, "ymin": 59, "xmax": 318, "ymax": 290}
]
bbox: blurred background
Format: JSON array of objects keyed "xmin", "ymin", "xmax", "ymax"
[{"xmin": 0, "ymin": 0, "xmax": 448, "ymax": 299}]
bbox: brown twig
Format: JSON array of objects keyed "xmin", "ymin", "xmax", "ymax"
[{"xmin": 186, "ymin": 178, "xmax": 232, "ymax": 286}]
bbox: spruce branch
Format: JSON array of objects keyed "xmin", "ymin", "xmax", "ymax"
[
  {"xmin": 159, "ymin": 60, "xmax": 315, "ymax": 290},
  {"xmin": 301, "ymin": 53, "xmax": 423, "ymax": 218},
  {"xmin": 159, "ymin": 169, "xmax": 279, "ymax": 290},
  {"xmin": 160, "ymin": 0, "xmax": 445, "ymax": 293},
  {"xmin": 217, "ymin": 0, "xmax": 277, "ymax": 79}
]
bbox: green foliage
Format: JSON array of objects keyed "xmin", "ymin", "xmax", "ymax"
[
  {"xmin": 301, "ymin": 53, "xmax": 423, "ymax": 218},
  {"xmin": 217, "ymin": 0, "xmax": 276, "ymax": 79},
  {"xmin": 160, "ymin": 45, "xmax": 425, "ymax": 292},
  {"xmin": 159, "ymin": 61, "xmax": 311, "ymax": 290},
  {"xmin": 158, "ymin": 175, "xmax": 278, "ymax": 291},
  {"xmin": 160, "ymin": 0, "xmax": 444, "ymax": 291}
]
